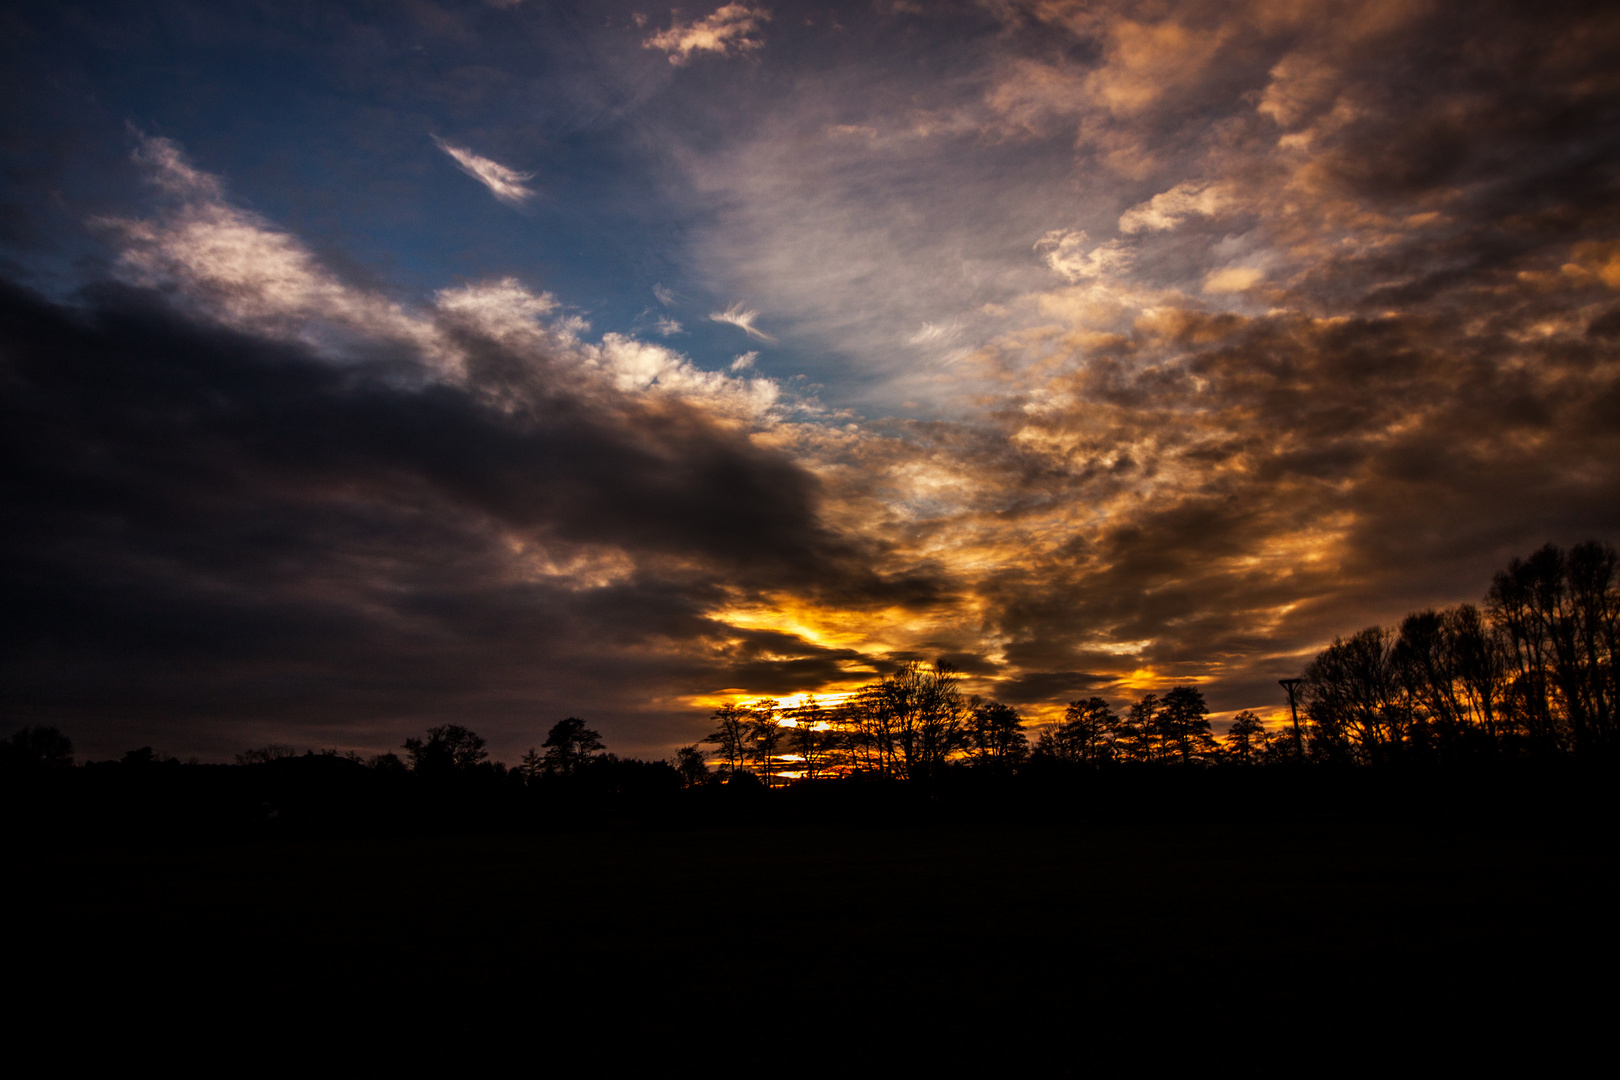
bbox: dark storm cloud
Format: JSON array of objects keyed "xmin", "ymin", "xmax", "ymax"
[
  {"xmin": 987, "ymin": 669, "xmax": 1115, "ymax": 707},
  {"xmin": 0, "ymin": 281, "xmax": 849, "ymax": 571},
  {"xmin": 0, "ymin": 280, "xmax": 921, "ymax": 758},
  {"xmin": 713, "ymin": 626, "xmax": 873, "ymax": 695}
]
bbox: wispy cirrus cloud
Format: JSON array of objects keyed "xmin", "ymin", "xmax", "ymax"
[
  {"xmin": 906, "ymin": 321, "xmax": 961, "ymax": 347},
  {"xmin": 433, "ymin": 136, "xmax": 536, "ymax": 206},
  {"xmin": 96, "ymin": 135, "xmax": 448, "ymax": 366},
  {"xmin": 102, "ymin": 136, "xmax": 782, "ymax": 422},
  {"xmin": 709, "ymin": 301, "xmax": 776, "ymax": 342},
  {"xmin": 644, "ymin": 4, "xmax": 770, "ymax": 66}
]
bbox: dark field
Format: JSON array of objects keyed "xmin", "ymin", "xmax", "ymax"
[{"xmin": 9, "ymin": 808, "xmax": 1615, "ymax": 1070}]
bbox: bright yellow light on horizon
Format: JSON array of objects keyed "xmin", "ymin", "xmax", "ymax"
[
  {"xmin": 678, "ymin": 686, "xmax": 866, "ymax": 715},
  {"xmin": 1116, "ymin": 668, "xmax": 1160, "ymax": 691},
  {"xmin": 716, "ymin": 601, "xmax": 872, "ymax": 652}
]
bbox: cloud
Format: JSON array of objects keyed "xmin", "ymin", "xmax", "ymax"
[
  {"xmin": 644, "ymin": 4, "xmax": 770, "ymax": 66},
  {"xmin": 1034, "ymin": 231, "xmax": 1133, "ymax": 283},
  {"xmin": 653, "ymin": 283, "xmax": 676, "ymax": 306},
  {"xmin": 1202, "ymin": 266, "xmax": 1264, "ymax": 293},
  {"xmin": 654, "ymin": 316, "xmax": 683, "ymax": 335},
  {"xmin": 0, "ymin": 276, "xmax": 918, "ymax": 761},
  {"xmin": 1118, "ymin": 182, "xmax": 1227, "ymax": 234},
  {"xmin": 649, "ymin": 0, "xmax": 1620, "ymax": 728},
  {"xmin": 1086, "ymin": 18, "xmax": 1225, "ymax": 118},
  {"xmin": 906, "ymin": 321, "xmax": 964, "ymax": 347},
  {"xmin": 131, "ymin": 131, "xmax": 226, "ymax": 201},
  {"xmin": 984, "ymin": 58, "xmax": 1091, "ymax": 136},
  {"xmin": 1256, "ymin": 53, "xmax": 1341, "ymax": 130},
  {"xmin": 433, "ymin": 136, "xmax": 536, "ymax": 206},
  {"xmin": 3, "ymin": 138, "xmax": 976, "ymax": 758},
  {"xmin": 709, "ymin": 302, "xmax": 777, "ymax": 342},
  {"xmin": 97, "ymin": 135, "xmax": 448, "ymax": 368},
  {"xmin": 101, "ymin": 138, "xmax": 778, "ymax": 420},
  {"xmin": 8, "ymin": 1, "xmax": 1620, "ymax": 759}
]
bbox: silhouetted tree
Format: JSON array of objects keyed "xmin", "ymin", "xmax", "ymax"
[
  {"xmin": 1119, "ymin": 694, "xmax": 1159, "ymax": 763},
  {"xmin": 749, "ymin": 700, "xmax": 785, "ymax": 788},
  {"xmin": 1036, "ymin": 698, "xmax": 1117, "ymax": 765},
  {"xmin": 1564, "ymin": 541, "xmax": 1619, "ymax": 747},
  {"xmin": 541, "ymin": 718, "xmax": 605, "ymax": 776},
  {"xmin": 786, "ymin": 697, "xmax": 841, "ymax": 781},
  {"xmin": 404, "ymin": 724, "xmax": 488, "ymax": 775},
  {"xmin": 236, "ymin": 743, "xmax": 300, "ymax": 765},
  {"xmin": 368, "ymin": 751, "xmax": 408, "ymax": 774},
  {"xmin": 1385, "ymin": 605, "xmax": 1511, "ymax": 760},
  {"xmin": 1223, "ymin": 711, "xmax": 1267, "ymax": 765},
  {"xmin": 1445, "ymin": 603, "xmax": 1509, "ymax": 747},
  {"xmin": 0, "ymin": 726, "xmax": 74, "ymax": 771},
  {"xmin": 825, "ymin": 664, "xmax": 973, "ymax": 780},
  {"xmin": 1160, "ymin": 686, "xmax": 1212, "ymax": 765},
  {"xmin": 673, "ymin": 744, "xmax": 710, "ymax": 787},
  {"xmin": 882, "ymin": 660, "xmax": 969, "ymax": 781},
  {"xmin": 1489, "ymin": 554, "xmax": 1560, "ymax": 749},
  {"xmin": 1488, "ymin": 541, "xmax": 1618, "ymax": 754},
  {"xmin": 1302, "ymin": 627, "xmax": 1408, "ymax": 765},
  {"xmin": 967, "ymin": 699, "xmax": 1028, "ymax": 769},
  {"xmin": 1078, "ymin": 697, "xmax": 1121, "ymax": 765},
  {"xmin": 843, "ymin": 683, "xmax": 898, "ymax": 774},
  {"xmin": 703, "ymin": 703, "xmax": 753, "ymax": 781}
]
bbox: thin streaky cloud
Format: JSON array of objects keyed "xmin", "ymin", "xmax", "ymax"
[
  {"xmin": 433, "ymin": 136, "xmax": 536, "ymax": 206},
  {"xmin": 907, "ymin": 321, "xmax": 961, "ymax": 346},
  {"xmin": 710, "ymin": 302, "xmax": 776, "ymax": 342},
  {"xmin": 653, "ymin": 283, "xmax": 676, "ymax": 306}
]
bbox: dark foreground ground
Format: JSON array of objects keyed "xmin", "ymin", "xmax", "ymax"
[{"xmin": 8, "ymin": 802, "xmax": 1616, "ymax": 1072}]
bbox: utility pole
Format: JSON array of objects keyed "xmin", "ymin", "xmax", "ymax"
[{"xmin": 1278, "ymin": 678, "xmax": 1305, "ymax": 760}]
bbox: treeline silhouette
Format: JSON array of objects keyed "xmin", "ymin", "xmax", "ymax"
[
  {"xmin": 1296, "ymin": 541, "xmax": 1619, "ymax": 762},
  {"xmin": 1, "ymin": 716, "xmax": 698, "ymax": 841},
  {"xmin": 694, "ymin": 674, "xmax": 1227, "ymax": 785},
  {"xmin": 3, "ymin": 541, "xmax": 1615, "ymax": 839},
  {"xmin": 692, "ymin": 540, "xmax": 1619, "ymax": 781}
]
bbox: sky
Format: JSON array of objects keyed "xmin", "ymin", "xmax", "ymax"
[{"xmin": 3, "ymin": 0, "xmax": 1618, "ymax": 763}]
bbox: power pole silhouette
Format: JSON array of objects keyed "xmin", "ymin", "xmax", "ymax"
[{"xmin": 1278, "ymin": 678, "xmax": 1305, "ymax": 760}]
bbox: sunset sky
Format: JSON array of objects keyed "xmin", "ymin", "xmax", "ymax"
[{"xmin": 3, "ymin": 0, "xmax": 1618, "ymax": 762}]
